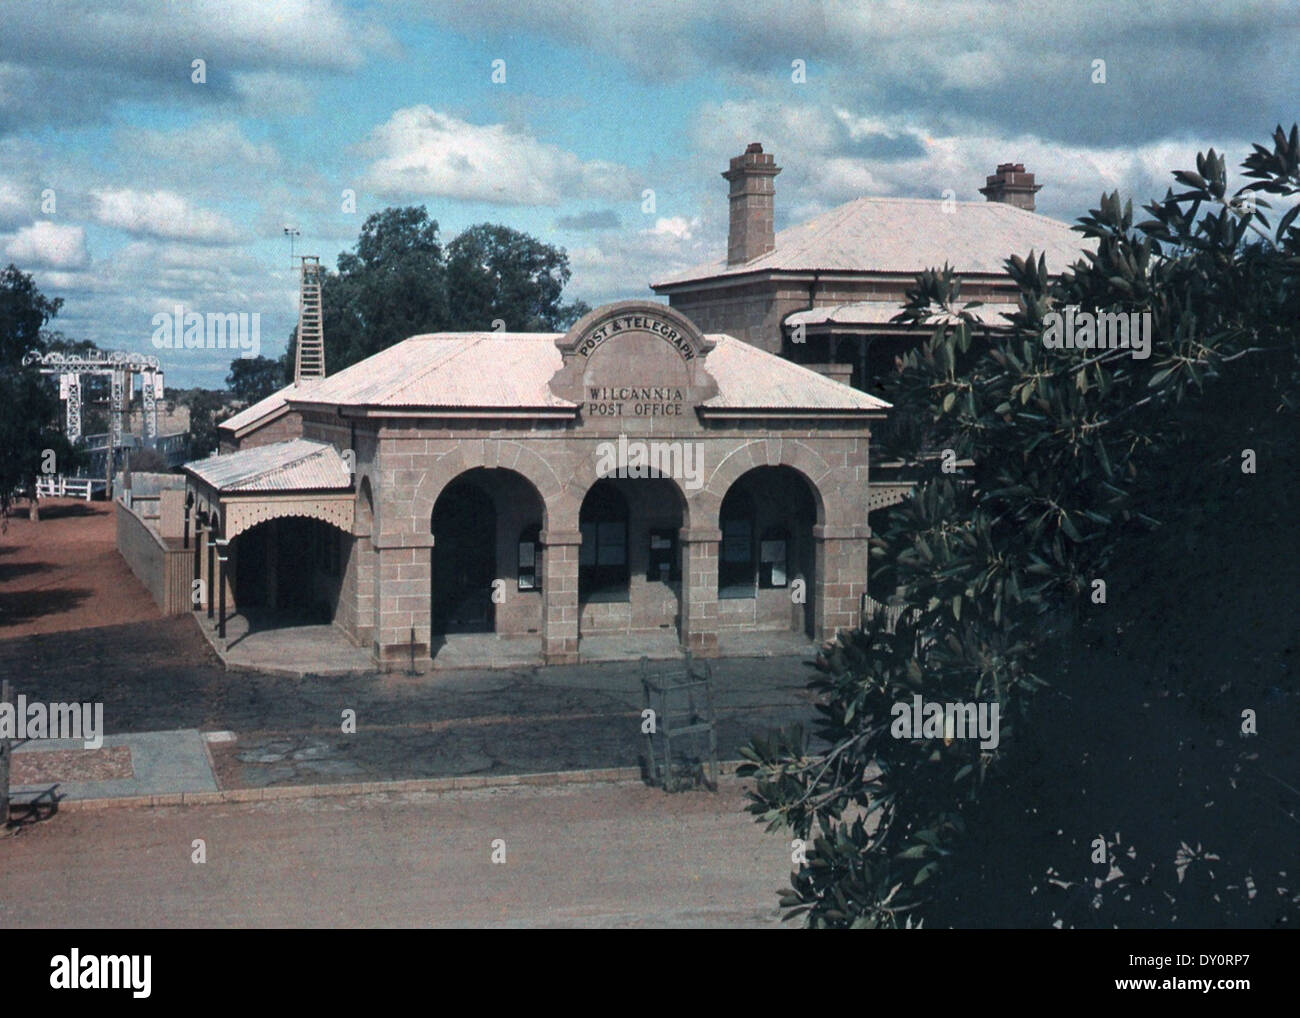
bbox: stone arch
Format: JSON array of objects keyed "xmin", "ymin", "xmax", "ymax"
[
  {"xmin": 561, "ymin": 451, "xmax": 693, "ymax": 533},
  {"xmin": 697, "ymin": 440, "xmax": 835, "ymax": 528},
  {"xmin": 411, "ymin": 441, "xmax": 562, "ymax": 534}
]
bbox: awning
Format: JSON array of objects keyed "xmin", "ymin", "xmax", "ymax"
[{"xmin": 183, "ymin": 439, "xmax": 355, "ymax": 538}]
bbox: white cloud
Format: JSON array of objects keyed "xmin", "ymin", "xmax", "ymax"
[
  {"xmin": 0, "ymin": 179, "xmax": 29, "ymax": 231},
  {"xmin": 3, "ymin": 221, "xmax": 88, "ymax": 269},
  {"xmin": 34, "ymin": 239, "xmax": 298, "ymax": 386},
  {"xmin": 564, "ymin": 216, "xmax": 716, "ymax": 305},
  {"xmin": 649, "ymin": 216, "xmax": 698, "ymax": 240},
  {"xmin": 359, "ymin": 106, "xmax": 635, "ymax": 206},
  {"xmin": 231, "ymin": 70, "xmax": 317, "ymax": 116},
  {"xmin": 406, "ymin": 1, "xmax": 1298, "ymax": 147},
  {"xmin": 91, "ymin": 189, "xmax": 243, "ymax": 244},
  {"xmin": 690, "ymin": 99, "xmax": 1256, "ymax": 224},
  {"xmin": 0, "ymin": 0, "xmax": 391, "ymax": 132},
  {"xmin": 118, "ymin": 122, "xmax": 281, "ymax": 173}
]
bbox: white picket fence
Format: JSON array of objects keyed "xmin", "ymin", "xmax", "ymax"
[{"xmin": 34, "ymin": 475, "xmax": 99, "ymax": 501}]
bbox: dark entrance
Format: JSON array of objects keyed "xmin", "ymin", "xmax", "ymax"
[
  {"xmin": 231, "ymin": 516, "xmax": 341, "ymax": 624},
  {"xmin": 431, "ymin": 479, "xmax": 497, "ymax": 633}
]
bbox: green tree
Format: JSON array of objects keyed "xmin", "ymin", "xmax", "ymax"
[
  {"xmin": 446, "ymin": 223, "xmax": 589, "ymax": 331},
  {"xmin": 739, "ymin": 127, "xmax": 1300, "ymax": 927},
  {"xmin": 226, "ymin": 355, "xmax": 284, "ymax": 405},
  {"xmin": 0, "ymin": 265, "xmax": 74, "ymax": 521},
  {"xmin": 175, "ymin": 388, "xmax": 227, "ymax": 461},
  {"xmin": 283, "ymin": 208, "xmax": 587, "ymax": 376}
]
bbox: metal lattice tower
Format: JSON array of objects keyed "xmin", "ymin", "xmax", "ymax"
[{"xmin": 294, "ymin": 255, "xmax": 325, "ymax": 383}]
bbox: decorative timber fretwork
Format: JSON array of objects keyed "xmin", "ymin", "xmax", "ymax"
[
  {"xmin": 224, "ymin": 495, "xmax": 354, "ymax": 538},
  {"xmin": 867, "ymin": 482, "xmax": 915, "ymax": 512}
]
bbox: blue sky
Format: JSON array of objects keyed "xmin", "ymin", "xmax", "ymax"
[{"xmin": 2, "ymin": 0, "xmax": 1297, "ymax": 388}]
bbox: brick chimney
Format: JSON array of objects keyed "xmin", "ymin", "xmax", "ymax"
[
  {"xmin": 722, "ymin": 142, "xmax": 781, "ymax": 265},
  {"xmin": 979, "ymin": 162, "xmax": 1041, "ymax": 212}
]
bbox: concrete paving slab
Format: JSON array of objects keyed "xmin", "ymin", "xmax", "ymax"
[
  {"xmin": 193, "ymin": 605, "xmax": 819, "ymax": 677},
  {"xmin": 10, "ymin": 729, "xmax": 218, "ymax": 802},
  {"xmin": 431, "ymin": 633, "xmax": 544, "ymax": 669},
  {"xmin": 196, "ymin": 612, "xmax": 373, "ymax": 676}
]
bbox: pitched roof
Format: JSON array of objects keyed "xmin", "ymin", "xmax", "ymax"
[
  {"xmin": 652, "ymin": 197, "xmax": 1090, "ymax": 288},
  {"xmin": 274, "ymin": 331, "xmax": 887, "ymax": 415},
  {"xmin": 219, "ymin": 380, "xmax": 319, "ymax": 435},
  {"xmin": 704, "ymin": 336, "xmax": 889, "ymax": 411},
  {"xmin": 184, "ymin": 438, "xmax": 351, "ymax": 492},
  {"xmin": 288, "ymin": 333, "xmax": 574, "ymax": 409}
]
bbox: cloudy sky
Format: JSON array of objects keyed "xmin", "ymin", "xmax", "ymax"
[{"xmin": 2, "ymin": 0, "xmax": 1295, "ymax": 387}]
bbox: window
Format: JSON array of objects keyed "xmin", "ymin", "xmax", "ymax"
[
  {"xmin": 718, "ymin": 488, "xmax": 756, "ymax": 599},
  {"xmin": 647, "ymin": 528, "xmax": 679, "ymax": 583},
  {"xmin": 759, "ymin": 527, "xmax": 790, "ymax": 589},
  {"xmin": 518, "ymin": 523, "xmax": 541, "ymax": 591},
  {"xmin": 579, "ymin": 483, "xmax": 629, "ymax": 602}
]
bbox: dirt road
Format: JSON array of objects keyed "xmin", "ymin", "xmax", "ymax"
[{"xmin": 0, "ymin": 780, "xmax": 795, "ymax": 928}]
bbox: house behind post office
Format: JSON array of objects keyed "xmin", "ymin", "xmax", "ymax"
[{"xmin": 651, "ymin": 146, "xmax": 1086, "ymax": 395}]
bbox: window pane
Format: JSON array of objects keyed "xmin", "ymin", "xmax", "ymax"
[
  {"xmin": 721, "ymin": 518, "xmax": 751, "ymax": 562},
  {"xmin": 596, "ymin": 522, "xmax": 625, "ymax": 565}
]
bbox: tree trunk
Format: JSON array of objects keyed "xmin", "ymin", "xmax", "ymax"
[{"xmin": 27, "ymin": 483, "xmax": 39, "ymax": 522}]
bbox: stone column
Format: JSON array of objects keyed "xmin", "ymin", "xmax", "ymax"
[
  {"xmin": 679, "ymin": 526, "xmax": 721, "ymax": 657},
  {"xmin": 540, "ymin": 528, "xmax": 581, "ymax": 665},
  {"xmin": 354, "ymin": 536, "xmax": 377, "ymax": 646},
  {"xmin": 371, "ymin": 537, "xmax": 433, "ymax": 670},
  {"xmin": 813, "ymin": 524, "xmax": 869, "ymax": 642}
]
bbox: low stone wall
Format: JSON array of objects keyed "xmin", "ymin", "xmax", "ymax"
[{"xmin": 115, "ymin": 499, "xmax": 191, "ymax": 615}]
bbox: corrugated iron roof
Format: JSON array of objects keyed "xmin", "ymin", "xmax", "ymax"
[
  {"xmin": 652, "ymin": 197, "xmax": 1091, "ymax": 288},
  {"xmin": 289, "ymin": 333, "xmax": 574, "ymax": 409},
  {"xmin": 272, "ymin": 330, "xmax": 887, "ymax": 414},
  {"xmin": 184, "ymin": 438, "xmax": 351, "ymax": 492},
  {"xmin": 220, "ymin": 379, "xmax": 322, "ymax": 434},
  {"xmin": 702, "ymin": 336, "xmax": 890, "ymax": 411},
  {"xmin": 785, "ymin": 300, "xmax": 1021, "ymax": 328}
]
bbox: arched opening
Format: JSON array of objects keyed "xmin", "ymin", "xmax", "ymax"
[
  {"xmin": 429, "ymin": 467, "xmax": 547, "ymax": 641},
  {"xmin": 579, "ymin": 481, "xmax": 629, "ymax": 603},
  {"xmin": 431, "ymin": 478, "xmax": 497, "ymax": 633},
  {"xmin": 231, "ymin": 515, "xmax": 349, "ymax": 626},
  {"xmin": 577, "ymin": 474, "xmax": 686, "ymax": 639},
  {"xmin": 716, "ymin": 466, "xmax": 818, "ymax": 636}
]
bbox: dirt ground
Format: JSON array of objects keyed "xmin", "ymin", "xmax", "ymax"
[
  {"xmin": 0, "ymin": 780, "xmax": 793, "ymax": 928},
  {"xmin": 0, "ymin": 498, "xmax": 162, "ymax": 637}
]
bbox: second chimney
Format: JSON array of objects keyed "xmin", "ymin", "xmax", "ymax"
[
  {"xmin": 979, "ymin": 163, "xmax": 1042, "ymax": 211},
  {"xmin": 722, "ymin": 142, "xmax": 781, "ymax": 265}
]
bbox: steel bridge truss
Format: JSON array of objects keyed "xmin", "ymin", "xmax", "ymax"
[{"xmin": 23, "ymin": 350, "xmax": 164, "ymax": 449}]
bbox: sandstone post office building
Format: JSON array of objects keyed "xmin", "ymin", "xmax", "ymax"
[
  {"xmin": 121, "ymin": 145, "xmax": 1085, "ymax": 669},
  {"xmin": 186, "ymin": 299, "xmax": 886, "ymax": 668}
]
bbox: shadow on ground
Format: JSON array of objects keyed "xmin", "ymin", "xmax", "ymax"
[
  {"xmin": 0, "ymin": 588, "xmax": 93, "ymax": 629},
  {"xmin": 0, "ymin": 615, "xmax": 822, "ymax": 790}
]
